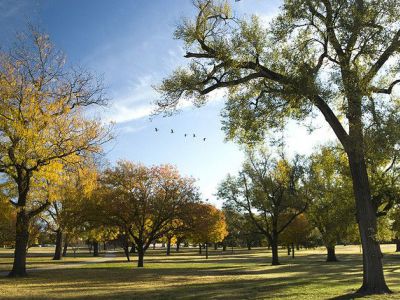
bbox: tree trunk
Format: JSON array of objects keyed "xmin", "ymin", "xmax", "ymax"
[
  {"xmin": 326, "ymin": 246, "xmax": 338, "ymax": 262},
  {"xmin": 166, "ymin": 237, "xmax": 171, "ymax": 256},
  {"xmin": 199, "ymin": 243, "xmax": 202, "ymax": 254},
  {"xmin": 124, "ymin": 246, "xmax": 130, "ymax": 262},
  {"xmin": 62, "ymin": 236, "xmax": 68, "ymax": 257},
  {"xmin": 291, "ymin": 243, "xmax": 295, "ymax": 259},
  {"xmin": 270, "ymin": 231, "xmax": 280, "ymax": 265},
  {"xmin": 137, "ymin": 246, "xmax": 144, "ymax": 267},
  {"xmin": 222, "ymin": 244, "xmax": 226, "ymax": 251},
  {"xmin": 348, "ymin": 150, "xmax": 390, "ymax": 294},
  {"xmin": 8, "ymin": 211, "xmax": 30, "ymax": 277},
  {"xmin": 214, "ymin": 243, "xmax": 218, "ymax": 250},
  {"xmin": 93, "ymin": 241, "xmax": 99, "ymax": 257},
  {"xmin": 247, "ymin": 241, "xmax": 251, "ymax": 250},
  {"xmin": 103, "ymin": 242, "xmax": 106, "ymax": 251},
  {"xmin": 206, "ymin": 242, "xmax": 209, "ymax": 259},
  {"xmin": 53, "ymin": 229, "xmax": 63, "ymax": 260},
  {"xmin": 123, "ymin": 235, "xmax": 130, "ymax": 262},
  {"xmin": 395, "ymin": 240, "xmax": 400, "ymax": 252},
  {"xmin": 176, "ymin": 242, "xmax": 180, "ymax": 252},
  {"xmin": 130, "ymin": 243, "xmax": 136, "ymax": 253},
  {"xmin": 287, "ymin": 245, "xmax": 291, "ymax": 256}
]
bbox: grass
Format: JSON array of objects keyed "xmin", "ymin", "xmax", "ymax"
[{"xmin": 1, "ymin": 245, "xmax": 400, "ymax": 299}]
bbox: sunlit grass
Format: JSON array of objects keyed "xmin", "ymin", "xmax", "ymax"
[{"xmin": 1, "ymin": 245, "xmax": 400, "ymax": 299}]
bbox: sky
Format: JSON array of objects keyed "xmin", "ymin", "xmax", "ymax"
[{"xmin": 0, "ymin": 0, "xmax": 335, "ymax": 206}]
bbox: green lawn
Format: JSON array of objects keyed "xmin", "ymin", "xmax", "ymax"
[{"xmin": 1, "ymin": 245, "xmax": 400, "ymax": 299}]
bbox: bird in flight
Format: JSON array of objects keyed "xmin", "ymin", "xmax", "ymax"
[
  {"xmin": 155, "ymin": 128, "xmax": 158, "ymax": 132},
  {"xmin": 203, "ymin": 138, "xmax": 206, "ymax": 141},
  {"xmin": 171, "ymin": 129, "xmax": 174, "ymax": 134},
  {"xmin": 184, "ymin": 133, "xmax": 187, "ymax": 137},
  {"xmin": 193, "ymin": 134, "xmax": 196, "ymax": 138}
]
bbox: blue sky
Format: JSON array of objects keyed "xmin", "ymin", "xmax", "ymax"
[{"xmin": 0, "ymin": 0, "xmax": 335, "ymax": 205}]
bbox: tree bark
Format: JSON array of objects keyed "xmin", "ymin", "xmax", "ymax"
[
  {"xmin": 270, "ymin": 231, "xmax": 280, "ymax": 265},
  {"xmin": 326, "ymin": 246, "xmax": 338, "ymax": 262},
  {"xmin": 176, "ymin": 242, "xmax": 180, "ymax": 252},
  {"xmin": 53, "ymin": 229, "xmax": 63, "ymax": 260},
  {"xmin": 205, "ymin": 242, "xmax": 209, "ymax": 259},
  {"xmin": 347, "ymin": 150, "xmax": 390, "ymax": 294},
  {"xmin": 166, "ymin": 237, "xmax": 171, "ymax": 256},
  {"xmin": 214, "ymin": 243, "xmax": 218, "ymax": 250},
  {"xmin": 247, "ymin": 241, "xmax": 251, "ymax": 250},
  {"xmin": 8, "ymin": 210, "xmax": 30, "ymax": 277},
  {"xmin": 271, "ymin": 241, "xmax": 279, "ymax": 265},
  {"xmin": 93, "ymin": 241, "xmax": 99, "ymax": 257},
  {"xmin": 137, "ymin": 246, "xmax": 144, "ymax": 267},
  {"xmin": 291, "ymin": 243, "xmax": 295, "ymax": 259},
  {"xmin": 62, "ymin": 236, "xmax": 68, "ymax": 257},
  {"xmin": 199, "ymin": 243, "xmax": 202, "ymax": 254},
  {"xmin": 287, "ymin": 245, "xmax": 291, "ymax": 256},
  {"xmin": 130, "ymin": 243, "xmax": 136, "ymax": 253},
  {"xmin": 124, "ymin": 245, "xmax": 130, "ymax": 262}
]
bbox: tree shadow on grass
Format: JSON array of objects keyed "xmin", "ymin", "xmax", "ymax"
[
  {"xmin": 329, "ymin": 292, "xmax": 374, "ymax": 300},
  {"xmin": 1, "ymin": 250, "xmax": 399, "ymax": 299}
]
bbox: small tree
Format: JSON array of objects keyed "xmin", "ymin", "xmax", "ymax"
[
  {"xmin": 307, "ymin": 147, "xmax": 358, "ymax": 262},
  {"xmin": 188, "ymin": 202, "xmax": 228, "ymax": 259},
  {"xmin": 218, "ymin": 148, "xmax": 308, "ymax": 265},
  {"xmin": 279, "ymin": 213, "xmax": 312, "ymax": 257},
  {"xmin": 96, "ymin": 161, "xmax": 198, "ymax": 267}
]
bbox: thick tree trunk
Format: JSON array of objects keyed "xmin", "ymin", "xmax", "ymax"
[
  {"xmin": 348, "ymin": 151, "xmax": 390, "ymax": 294},
  {"xmin": 137, "ymin": 247, "xmax": 144, "ymax": 267},
  {"xmin": 62, "ymin": 236, "xmax": 68, "ymax": 257},
  {"xmin": 206, "ymin": 242, "xmax": 209, "ymax": 259},
  {"xmin": 176, "ymin": 242, "xmax": 180, "ymax": 252},
  {"xmin": 222, "ymin": 244, "xmax": 226, "ymax": 251},
  {"xmin": 93, "ymin": 241, "xmax": 99, "ymax": 257},
  {"xmin": 326, "ymin": 246, "xmax": 338, "ymax": 262},
  {"xmin": 166, "ymin": 237, "xmax": 171, "ymax": 256},
  {"xmin": 214, "ymin": 243, "xmax": 218, "ymax": 250},
  {"xmin": 271, "ymin": 242, "xmax": 279, "ymax": 265},
  {"xmin": 199, "ymin": 243, "xmax": 202, "ymax": 254},
  {"xmin": 8, "ymin": 211, "xmax": 30, "ymax": 277},
  {"xmin": 130, "ymin": 243, "xmax": 136, "ymax": 253},
  {"xmin": 53, "ymin": 230, "xmax": 63, "ymax": 260},
  {"xmin": 103, "ymin": 242, "xmax": 106, "ymax": 251},
  {"xmin": 287, "ymin": 245, "xmax": 291, "ymax": 256},
  {"xmin": 270, "ymin": 231, "xmax": 280, "ymax": 265}
]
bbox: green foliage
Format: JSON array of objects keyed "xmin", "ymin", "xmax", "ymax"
[
  {"xmin": 218, "ymin": 146, "xmax": 308, "ymax": 244},
  {"xmin": 307, "ymin": 146, "xmax": 358, "ymax": 247}
]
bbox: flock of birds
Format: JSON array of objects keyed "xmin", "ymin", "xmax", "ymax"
[{"xmin": 154, "ymin": 128, "xmax": 206, "ymax": 141}]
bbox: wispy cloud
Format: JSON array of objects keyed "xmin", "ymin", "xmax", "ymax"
[{"xmin": 105, "ymin": 74, "xmax": 227, "ymax": 124}]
